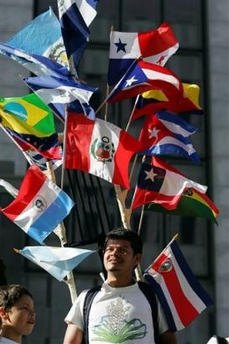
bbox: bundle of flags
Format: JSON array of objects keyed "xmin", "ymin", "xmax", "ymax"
[
  {"xmin": 143, "ymin": 237, "xmax": 213, "ymax": 331},
  {"xmin": 0, "ymin": 2, "xmax": 220, "ymax": 330}
]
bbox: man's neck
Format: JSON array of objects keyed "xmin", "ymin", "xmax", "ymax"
[{"xmin": 106, "ymin": 274, "xmax": 135, "ymax": 288}]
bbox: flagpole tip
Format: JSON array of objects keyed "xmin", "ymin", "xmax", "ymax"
[{"xmin": 13, "ymin": 248, "xmax": 20, "ymax": 253}]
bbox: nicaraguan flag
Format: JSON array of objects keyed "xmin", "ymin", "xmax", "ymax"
[
  {"xmin": 144, "ymin": 238, "xmax": 213, "ymax": 331},
  {"xmin": 0, "ymin": 165, "xmax": 74, "ymax": 244},
  {"xmin": 15, "ymin": 246, "xmax": 94, "ymax": 281}
]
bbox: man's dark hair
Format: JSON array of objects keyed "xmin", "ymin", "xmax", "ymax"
[{"xmin": 104, "ymin": 227, "xmax": 143, "ymax": 255}]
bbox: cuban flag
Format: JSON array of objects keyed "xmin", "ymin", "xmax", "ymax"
[
  {"xmin": 138, "ymin": 111, "xmax": 200, "ymax": 163},
  {"xmin": 64, "ymin": 113, "xmax": 143, "ymax": 189},
  {"xmin": 0, "ymin": 165, "xmax": 74, "ymax": 244},
  {"xmin": 0, "ymin": 42, "xmax": 70, "ymax": 79},
  {"xmin": 108, "ymin": 22, "xmax": 179, "ymax": 85},
  {"xmin": 15, "ymin": 246, "xmax": 94, "ymax": 281},
  {"xmin": 6, "ymin": 7, "xmax": 69, "ymax": 69},
  {"xmin": 143, "ymin": 238, "xmax": 213, "ymax": 331},
  {"xmin": 131, "ymin": 156, "xmax": 207, "ymax": 210},
  {"xmin": 23, "ymin": 75, "xmax": 97, "ymax": 120},
  {"xmin": 107, "ymin": 59, "xmax": 183, "ymax": 104}
]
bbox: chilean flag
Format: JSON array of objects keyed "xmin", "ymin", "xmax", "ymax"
[
  {"xmin": 131, "ymin": 156, "xmax": 207, "ymax": 210},
  {"xmin": 108, "ymin": 22, "xmax": 179, "ymax": 85},
  {"xmin": 107, "ymin": 59, "xmax": 184, "ymax": 104},
  {"xmin": 0, "ymin": 165, "xmax": 74, "ymax": 244},
  {"xmin": 65, "ymin": 113, "xmax": 143, "ymax": 189},
  {"xmin": 144, "ymin": 238, "xmax": 213, "ymax": 331}
]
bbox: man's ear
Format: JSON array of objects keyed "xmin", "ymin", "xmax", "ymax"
[
  {"xmin": 134, "ymin": 253, "xmax": 142, "ymax": 265},
  {"xmin": 0, "ymin": 306, "xmax": 8, "ymax": 319}
]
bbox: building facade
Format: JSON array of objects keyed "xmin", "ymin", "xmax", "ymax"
[{"xmin": 0, "ymin": 0, "xmax": 228, "ymax": 343}]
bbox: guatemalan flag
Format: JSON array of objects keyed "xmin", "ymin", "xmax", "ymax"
[
  {"xmin": 107, "ymin": 59, "xmax": 184, "ymax": 104},
  {"xmin": 23, "ymin": 75, "xmax": 97, "ymax": 121},
  {"xmin": 143, "ymin": 238, "xmax": 213, "ymax": 331},
  {"xmin": 108, "ymin": 22, "xmax": 179, "ymax": 86},
  {"xmin": 15, "ymin": 246, "xmax": 94, "ymax": 281},
  {"xmin": 138, "ymin": 111, "xmax": 200, "ymax": 163},
  {"xmin": 6, "ymin": 7, "xmax": 69, "ymax": 69},
  {"xmin": 131, "ymin": 156, "xmax": 207, "ymax": 210},
  {"xmin": 0, "ymin": 165, "xmax": 74, "ymax": 244},
  {"xmin": 65, "ymin": 113, "xmax": 143, "ymax": 189}
]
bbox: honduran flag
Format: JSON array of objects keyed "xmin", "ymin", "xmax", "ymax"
[
  {"xmin": 131, "ymin": 157, "xmax": 207, "ymax": 210},
  {"xmin": 15, "ymin": 246, "xmax": 94, "ymax": 281},
  {"xmin": 138, "ymin": 111, "xmax": 200, "ymax": 163},
  {"xmin": 107, "ymin": 59, "xmax": 184, "ymax": 104},
  {"xmin": 65, "ymin": 113, "xmax": 143, "ymax": 189},
  {"xmin": 108, "ymin": 22, "xmax": 179, "ymax": 85},
  {"xmin": 144, "ymin": 238, "xmax": 213, "ymax": 331},
  {"xmin": 23, "ymin": 75, "xmax": 97, "ymax": 121},
  {"xmin": 0, "ymin": 165, "xmax": 74, "ymax": 244}
]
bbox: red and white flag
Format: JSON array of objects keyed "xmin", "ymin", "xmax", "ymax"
[
  {"xmin": 131, "ymin": 156, "xmax": 207, "ymax": 210},
  {"xmin": 108, "ymin": 22, "xmax": 179, "ymax": 85},
  {"xmin": 144, "ymin": 238, "xmax": 213, "ymax": 331},
  {"xmin": 64, "ymin": 113, "xmax": 143, "ymax": 189}
]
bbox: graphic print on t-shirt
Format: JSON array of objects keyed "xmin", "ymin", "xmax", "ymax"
[{"xmin": 91, "ymin": 296, "xmax": 147, "ymax": 342}]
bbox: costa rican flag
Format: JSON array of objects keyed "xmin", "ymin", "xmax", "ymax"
[{"xmin": 144, "ymin": 238, "xmax": 213, "ymax": 331}]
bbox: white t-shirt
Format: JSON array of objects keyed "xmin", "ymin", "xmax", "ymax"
[
  {"xmin": 65, "ymin": 282, "xmax": 168, "ymax": 344},
  {"xmin": 0, "ymin": 338, "xmax": 19, "ymax": 344}
]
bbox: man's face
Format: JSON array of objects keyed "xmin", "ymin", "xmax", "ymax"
[{"xmin": 103, "ymin": 239, "xmax": 141, "ymax": 274}]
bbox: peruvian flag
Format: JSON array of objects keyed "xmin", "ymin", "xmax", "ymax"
[
  {"xmin": 131, "ymin": 156, "xmax": 207, "ymax": 210},
  {"xmin": 144, "ymin": 238, "xmax": 213, "ymax": 331},
  {"xmin": 108, "ymin": 22, "xmax": 179, "ymax": 85},
  {"xmin": 64, "ymin": 112, "xmax": 143, "ymax": 189}
]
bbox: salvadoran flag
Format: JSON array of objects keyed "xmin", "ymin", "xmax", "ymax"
[
  {"xmin": 0, "ymin": 42, "xmax": 70, "ymax": 78},
  {"xmin": 23, "ymin": 75, "xmax": 97, "ymax": 120},
  {"xmin": 65, "ymin": 113, "xmax": 143, "ymax": 189},
  {"xmin": 144, "ymin": 238, "xmax": 213, "ymax": 331},
  {"xmin": 6, "ymin": 7, "xmax": 69, "ymax": 69},
  {"xmin": 108, "ymin": 22, "xmax": 179, "ymax": 85},
  {"xmin": 15, "ymin": 246, "xmax": 94, "ymax": 281},
  {"xmin": 0, "ymin": 165, "xmax": 74, "ymax": 244}
]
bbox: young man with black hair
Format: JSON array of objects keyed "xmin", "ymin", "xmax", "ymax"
[{"xmin": 63, "ymin": 227, "xmax": 177, "ymax": 344}]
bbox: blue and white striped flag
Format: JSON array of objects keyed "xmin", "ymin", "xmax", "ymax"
[
  {"xmin": 23, "ymin": 75, "xmax": 97, "ymax": 120},
  {"xmin": 15, "ymin": 246, "xmax": 94, "ymax": 281}
]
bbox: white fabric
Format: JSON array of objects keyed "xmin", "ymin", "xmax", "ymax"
[
  {"xmin": 65, "ymin": 282, "xmax": 168, "ymax": 344},
  {"xmin": 0, "ymin": 337, "xmax": 18, "ymax": 344},
  {"xmin": 207, "ymin": 336, "xmax": 229, "ymax": 343}
]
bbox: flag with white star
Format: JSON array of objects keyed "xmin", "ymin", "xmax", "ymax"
[
  {"xmin": 131, "ymin": 156, "xmax": 207, "ymax": 210},
  {"xmin": 138, "ymin": 111, "xmax": 200, "ymax": 163},
  {"xmin": 108, "ymin": 22, "xmax": 179, "ymax": 85},
  {"xmin": 107, "ymin": 59, "xmax": 183, "ymax": 104}
]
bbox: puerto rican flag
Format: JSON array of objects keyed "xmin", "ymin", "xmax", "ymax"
[
  {"xmin": 0, "ymin": 165, "xmax": 74, "ymax": 244},
  {"xmin": 64, "ymin": 113, "xmax": 143, "ymax": 189},
  {"xmin": 107, "ymin": 59, "xmax": 184, "ymax": 104},
  {"xmin": 108, "ymin": 22, "xmax": 179, "ymax": 85},
  {"xmin": 144, "ymin": 238, "xmax": 213, "ymax": 331}
]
